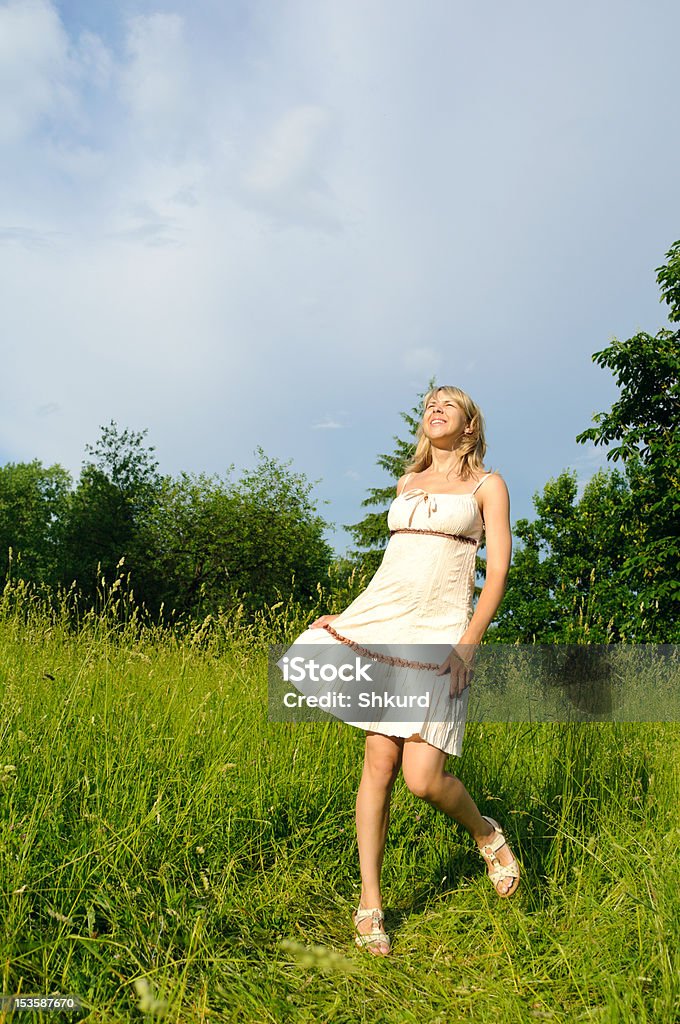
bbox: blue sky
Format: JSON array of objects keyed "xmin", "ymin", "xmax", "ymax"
[{"xmin": 1, "ymin": 0, "xmax": 678, "ymax": 553}]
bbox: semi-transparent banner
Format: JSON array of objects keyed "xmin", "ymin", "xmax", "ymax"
[{"xmin": 267, "ymin": 644, "xmax": 680, "ymax": 723}]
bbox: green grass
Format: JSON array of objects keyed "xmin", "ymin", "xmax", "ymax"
[{"xmin": 0, "ymin": 584, "xmax": 678, "ymax": 1023}]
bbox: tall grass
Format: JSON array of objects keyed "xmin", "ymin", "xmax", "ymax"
[{"xmin": 0, "ymin": 574, "xmax": 678, "ymax": 1023}]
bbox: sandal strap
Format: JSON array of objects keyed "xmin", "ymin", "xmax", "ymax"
[
  {"xmin": 481, "ymin": 833, "xmax": 507, "ymax": 856},
  {"xmin": 355, "ymin": 930, "xmax": 390, "ymax": 947},
  {"xmin": 353, "ymin": 907, "xmax": 384, "ymax": 924},
  {"xmin": 488, "ymin": 860, "xmax": 520, "ymax": 883},
  {"xmin": 480, "ymin": 815, "xmax": 510, "ymax": 856},
  {"xmin": 353, "ymin": 907, "xmax": 390, "ymax": 950}
]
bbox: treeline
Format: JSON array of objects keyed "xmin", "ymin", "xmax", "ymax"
[
  {"xmin": 0, "ymin": 434, "xmax": 335, "ymax": 623},
  {"xmin": 1, "ymin": 242, "xmax": 678, "ymax": 641}
]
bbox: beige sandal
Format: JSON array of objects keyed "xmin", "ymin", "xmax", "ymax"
[
  {"xmin": 353, "ymin": 907, "xmax": 391, "ymax": 955},
  {"xmin": 478, "ymin": 815, "xmax": 521, "ymax": 898}
]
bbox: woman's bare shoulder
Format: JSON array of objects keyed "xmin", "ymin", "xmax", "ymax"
[
  {"xmin": 476, "ymin": 472, "xmax": 510, "ymax": 518},
  {"xmin": 395, "ymin": 472, "xmax": 413, "ymax": 496},
  {"xmin": 477, "ymin": 469, "xmax": 508, "ymax": 490}
]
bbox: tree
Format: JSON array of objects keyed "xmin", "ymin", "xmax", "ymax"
[
  {"xmin": 60, "ymin": 422, "xmax": 162, "ymax": 601},
  {"xmin": 490, "ymin": 468, "xmax": 632, "ymax": 642},
  {"xmin": 138, "ymin": 448, "xmax": 333, "ymax": 620},
  {"xmin": 656, "ymin": 237, "xmax": 680, "ymax": 322},
  {"xmin": 84, "ymin": 421, "xmax": 160, "ymax": 505},
  {"xmin": 137, "ymin": 471, "xmax": 236, "ymax": 619},
  {"xmin": 0, "ymin": 460, "xmax": 72, "ymax": 585},
  {"xmin": 226, "ymin": 448, "xmax": 333, "ymax": 614},
  {"xmin": 575, "ymin": 239, "xmax": 680, "ymax": 640},
  {"xmin": 344, "ymin": 381, "xmax": 432, "ymax": 573}
]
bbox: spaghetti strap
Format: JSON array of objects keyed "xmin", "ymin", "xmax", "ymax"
[
  {"xmin": 471, "ymin": 472, "xmax": 494, "ymax": 495},
  {"xmin": 399, "ymin": 471, "xmax": 413, "ymax": 495}
]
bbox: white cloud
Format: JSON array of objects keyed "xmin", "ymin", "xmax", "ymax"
[
  {"xmin": 312, "ymin": 417, "xmax": 344, "ymax": 430},
  {"xmin": 119, "ymin": 13, "xmax": 193, "ymax": 153},
  {"xmin": 37, "ymin": 402, "xmax": 60, "ymax": 417},
  {"xmin": 0, "ymin": 0, "xmax": 73, "ymax": 143},
  {"xmin": 110, "ymin": 199, "xmax": 182, "ymax": 247},
  {"xmin": 243, "ymin": 104, "xmax": 331, "ymax": 194},
  {"xmin": 0, "ymin": 225, "xmax": 61, "ymax": 247},
  {"xmin": 239, "ymin": 104, "xmax": 342, "ymax": 231},
  {"xmin": 75, "ymin": 29, "xmax": 114, "ymax": 90},
  {"xmin": 44, "ymin": 141, "xmax": 108, "ymax": 180}
]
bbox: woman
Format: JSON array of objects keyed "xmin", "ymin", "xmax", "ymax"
[{"xmin": 281, "ymin": 385, "xmax": 519, "ymax": 956}]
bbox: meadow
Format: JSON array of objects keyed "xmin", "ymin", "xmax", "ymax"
[{"xmin": 0, "ymin": 578, "xmax": 678, "ymax": 1023}]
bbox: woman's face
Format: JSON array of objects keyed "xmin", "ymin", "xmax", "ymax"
[{"xmin": 422, "ymin": 390, "xmax": 468, "ymax": 445}]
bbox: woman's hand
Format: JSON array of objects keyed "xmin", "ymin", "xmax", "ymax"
[
  {"xmin": 309, "ymin": 614, "xmax": 340, "ymax": 629},
  {"xmin": 435, "ymin": 643, "xmax": 478, "ymax": 698}
]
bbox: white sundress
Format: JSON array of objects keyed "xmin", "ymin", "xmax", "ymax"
[{"xmin": 277, "ymin": 472, "xmax": 494, "ymax": 756}]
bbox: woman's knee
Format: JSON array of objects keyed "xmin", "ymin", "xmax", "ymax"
[
  {"xmin": 403, "ymin": 773, "xmax": 436, "ymax": 801},
  {"xmin": 363, "ymin": 739, "xmax": 402, "ymax": 788},
  {"xmin": 402, "ymin": 766, "xmax": 452, "ymax": 802},
  {"xmin": 363, "ymin": 754, "xmax": 401, "ymax": 788}
]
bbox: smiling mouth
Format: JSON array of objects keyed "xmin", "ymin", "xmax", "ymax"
[{"xmin": 430, "ymin": 418, "xmax": 446, "ymax": 425}]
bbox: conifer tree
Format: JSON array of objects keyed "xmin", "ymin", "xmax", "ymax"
[{"xmin": 344, "ymin": 379, "xmax": 435, "ymax": 573}]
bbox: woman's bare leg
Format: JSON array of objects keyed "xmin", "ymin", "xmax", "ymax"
[
  {"xmin": 401, "ymin": 736, "xmax": 517, "ymax": 894},
  {"xmin": 354, "ymin": 731, "xmax": 403, "ymax": 952}
]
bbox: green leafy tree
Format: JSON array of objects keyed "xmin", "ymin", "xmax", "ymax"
[
  {"xmin": 0, "ymin": 460, "xmax": 72, "ymax": 585},
  {"xmin": 138, "ymin": 471, "xmax": 236, "ymax": 618},
  {"xmin": 575, "ymin": 239, "xmax": 680, "ymax": 640},
  {"xmin": 491, "ymin": 468, "xmax": 632, "ymax": 642},
  {"xmin": 225, "ymin": 448, "xmax": 333, "ymax": 614},
  {"xmin": 139, "ymin": 448, "xmax": 333, "ymax": 620},
  {"xmin": 60, "ymin": 422, "xmax": 161, "ymax": 601},
  {"xmin": 656, "ymin": 237, "xmax": 680, "ymax": 322},
  {"xmin": 84, "ymin": 421, "xmax": 160, "ymax": 498}
]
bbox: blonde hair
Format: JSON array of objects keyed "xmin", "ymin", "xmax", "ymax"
[{"xmin": 403, "ymin": 385, "xmax": 488, "ymax": 481}]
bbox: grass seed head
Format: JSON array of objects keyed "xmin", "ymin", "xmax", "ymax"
[
  {"xmin": 133, "ymin": 978, "xmax": 169, "ymax": 1017},
  {"xmin": 279, "ymin": 938, "xmax": 359, "ymax": 974}
]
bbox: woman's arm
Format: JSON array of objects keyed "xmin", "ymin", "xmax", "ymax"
[
  {"xmin": 458, "ymin": 473, "xmax": 512, "ymax": 646},
  {"xmin": 439, "ymin": 474, "xmax": 512, "ymax": 695}
]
